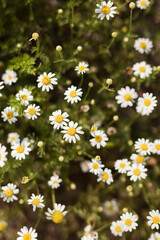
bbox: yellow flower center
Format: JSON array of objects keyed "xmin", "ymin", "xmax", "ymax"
[
  {"xmin": 52, "ymin": 211, "xmax": 64, "ymax": 223},
  {"xmin": 95, "ymin": 136, "xmax": 102, "ymax": 142},
  {"xmin": 152, "ymin": 216, "xmax": 160, "ymax": 224},
  {"xmin": 55, "ymin": 115, "xmax": 63, "ymax": 123},
  {"xmin": 17, "ymin": 146, "xmax": 24, "ymax": 153},
  {"xmin": 140, "ymin": 143, "xmax": 148, "ymax": 151},
  {"xmin": 0, "ymin": 223, "xmax": 7, "ymax": 231},
  {"xmin": 22, "ymin": 94, "xmax": 27, "ymax": 100},
  {"xmin": 120, "ymin": 163, "xmax": 125, "ymax": 168},
  {"xmin": 0, "ymin": 154, "xmax": 1, "ymax": 160},
  {"xmin": 79, "ymin": 66, "xmax": 85, "ymax": 71},
  {"xmin": 70, "ymin": 91, "xmax": 77, "ymax": 98},
  {"xmin": 156, "ymin": 144, "xmax": 160, "ymax": 150},
  {"xmin": 53, "ymin": 180, "xmax": 57, "ymax": 184},
  {"xmin": 5, "ymin": 189, "xmax": 13, "ymax": 197},
  {"xmin": 156, "ymin": 239, "xmax": 160, "ymax": 240},
  {"xmin": 101, "ymin": 6, "xmax": 110, "ymax": 15},
  {"xmin": 140, "ymin": 0, "xmax": 146, "ymax": 6},
  {"xmin": 23, "ymin": 233, "xmax": 32, "ymax": 240},
  {"xmin": 124, "ymin": 94, "xmax": 132, "ymax": 101},
  {"xmin": 136, "ymin": 155, "xmax": 144, "ymax": 163},
  {"xmin": 42, "ymin": 76, "xmax": 51, "ymax": 85},
  {"xmin": 67, "ymin": 127, "xmax": 76, "ymax": 136},
  {"xmin": 92, "ymin": 163, "xmax": 99, "ymax": 169},
  {"xmin": 6, "ymin": 112, "xmax": 13, "ymax": 119},
  {"xmin": 144, "ymin": 99, "xmax": 151, "ymax": 106},
  {"xmin": 91, "ymin": 126, "xmax": 97, "ymax": 132},
  {"xmin": 133, "ymin": 168, "xmax": 141, "ymax": 176},
  {"xmin": 32, "ymin": 33, "xmax": 39, "ymax": 40},
  {"xmin": 140, "ymin": 42, "xmax": 147, "ymax": 49},
  {"xmin": 102, "ymin": 173, "xmax": 109, "ymax": 180},
  {"xmin": 28, "ymin": 108, "xmax": 36, "ymax": 115},
  {"xmin": 125, "ymin": 219, "xmax": 132, "ymax": 226},
  {"xmin": 108, "ymin": 205, "xmax": 114, "ymax": 211},
  {"xmin": 33, "ymin": 198, "xmax": 40, "ymax": 206},
  {"xmin": 8, "ymin": 75, "xmax": 12, "ymax": 80},
  {"xmin": 11, "ymin": 136, "xmax": 15, "ymax": 141},
  {"xmin": 115, "ymin": 226, "xmax": 121, "ymax": 232},
  {"xmin": 139, "ymin": 66, "xmax": 146, "ymax": 72}
]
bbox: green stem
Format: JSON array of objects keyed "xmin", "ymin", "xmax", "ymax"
[
  {"xmin": 84, "ymin": 152, "xmax": 94, "ymax": 159},
  {"xmin": 83, "ymin": 87, "xmax": 91, "ymax": 102},
  {"xmin": 35, "ymin": 39, "xmax": 40, "ymax": 59},
  {"xmin": 34, "ymin": 208, "xmax": 44, "ymax": 229},
  {"xmin": 128, "ymin": 113, "xmax": 140, "ymax": 127},
  {"xmin": 96, "ymin": 222, "xmax": 110, "ymax": 232},
  {"xmin": 128, "ymin": 8, "xmax": 133, "ymax": 37},
  {"xmin": 79, "ymin": 74, "xmax": 84, "ymax": 88},
  {"xmin": 51, "ymin": 189, "xmax": 56, "ymax": 207}
]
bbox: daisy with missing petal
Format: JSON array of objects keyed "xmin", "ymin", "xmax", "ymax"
[
  {"xmin": 11, "ymin": 141, "xmax": 31, "ymax": 160},
  {"xmin": 132, "ymin": 61, "xmax": 152, "ymax": 79},
  {"xmin": 48, "ymin": 175, "xmax": 62, "ymax": 189},
  {"xmin": 95, "ymin": 1, "xmax": 117, "ymax": 21},
  {"xmin": 0, "ymin": 144, "xmax": 8, "ymax": 168},
  {"xmin": 37, "ymin": 72, "xmax": 57, "ymax": 91},
  {"xmin": 115, "ymin": 86, "xmax": 138, "ymax": 108},
  {"xmin": 17, "ymin": 226, "xmax": 38, "ymax": 240},
  {"xmin": 28, "ymin": 193, "xmax": 45, "ymax": 212},
  {"xmin": 75, "ymin": 62, "xmax": 89, "ymax": 75},
  {"xmin": 7, "ymin": 132, "xmax": 20, "ymax": 145},
  {"xmin": 136, "ymin": 93, "xmax": 157, "ymax": 116},
  {"xmin": 16, "ymin": 88, "xmax": 33, "ymax": 106},
  {"xmin": 148, "ymin": 232, "xmax": 160, "ymax": 240},
  {"xmin": 45, "ymin": 203, "xmax": 67, "ymax": 224},
  {"xmin": 88, "ymin": 159, "xmax": 104, "ymax": 175},
  {"xmin": 134, "ymin": 138, "xmax": 153, "ymax": 156},
  {"xmin": 64, "ymin": 85, "xmax": 83, "ymax": 104},
  {"xmin": 2, "ymin": 69, "xmax": 18, "ymax": 85},
  {"xmin": 1, "ymin": 106, "xmax": 18, "ymax": 124},
  {"xmin": 97, "ymin": 168, "xmax": 113, "ymax": 185},
  {"xmin": 152, "ymin": 140, "xmax": 160, "ymax": 155},
  {"xmin": 136, "ymin": 0, "xmax": 150, "ymax": 10},
  {"xmin": 147, "ymin": 210, "xmax": 160, "ymax": 229},
  {"xmin": 114, "ymin": 159, "xmax": 130, "ymax": 174},
  {"xmin": 127, "ymin": 163, "xmax": 147, "ymax": 182},
  {"xmin": 110, "ymin": 220, "xmax": 124, "ymax": 237},
  {"xmin": 24, "ymin": 104, "xmax": 41, "ymax": 120},
  {"xmin": 134, "ymin": 38, "xmax": 153, "ymax": 54},
  {"xmin": 121, "ymin": 212, "xmax": 138, "ymax": 232},
  {"xmin": 0, "ymin": 81, "xmax": 4, "ymax": 97},
  {"xmin": 49, "ymin": 109, "xmax": 69, "ymax": 130},
  {"xmin": 61, "ymin": 121, "xmax": 84, "ymax": 143},
  {"xmin": 103, "ymin": 200, "xmax": 118, "ymax": 217},
  {"xmin": 130, "ymin": 153, "xmax": 148, "ymax": 165},
  {"xmin": 0, "ymin": 183, "xmax": 19, "ymax": 203},
  {"xmin": 90, "ymin": 130, "xmax": 108, "ymax": 149}
]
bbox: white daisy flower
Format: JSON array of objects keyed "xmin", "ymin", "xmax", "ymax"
[
  {"xmin": 136, "ymin": 93, "xmax": 157, "ymax": 116},
  {"xmin": 2, "ymin": 69, "xmax": 18, "ymax": 85},
  {"xmin": 0, "ymin": 183, "xmax": 19, "ymax": 203},
  {"xmin": 120, "ymin": 212, "xmax": 138, "ymax": 232},
  {"xmin": 152, "ymin": 140, "xmax": 160, "ymax": 155},
  {"xmin": 28, "ymin": 193, "xmax": 45, "ymax": 212},
  {"xmin": 7, "ymin": 132, "xmax": 20, "ymax": 145},
  {"xmin": 80, "ymin": 160, "xmax": 90, "ymax": 173},
  {"xmin": 95, "ymin": 1, "xmax": 117, "ymax": 21},
  {"xmin": 102, "ymin": 199, "xmax": 118, "ymax": 217},
  {"xmin": 147, "ymin": 210, "xmax": 160, "ymax": 230},
  {"xmin": 1, "ymin": 106, "xmax": 18, "ymax": 124},
  {"xmin": 136, "ymin": 0, "xmax": 150, "ymax": 10},
  {"xmin": 90, "ymin": 130, "xmax": 108, "ymax": 149},
  {"xmin": 45, "ymin": 203, "xmax": 67, "ymax": 224},
  {"xmin": 48, "ymin": 175, "xmax": 62, "ymax": 189},
  {"xmin": 37, "ymin": 72, "xmax": 57, "ymax": 92},
  {"xmin": 127, "ymin": 163, "xmax": 147, "ymax": 182},
  {"xmin": 16, "ymin": 88, "xmax": 33, "ymax": 106},
  {"xmin": 97, "ymin": 168, "xmax": 113, "ymax": 185},
  {"xmin": 61, "ymin": 121, "xmax": 84, "ymax": 143},
  {"xmin": 49, "ymin": 109, "xmax": 69, "ymax": 130},
  {"xmin": 114, "ymin": 159, "xmax": 130, "ymax": 174},
  {"xmin": 148, "ymin": 232, "xmax": 160, "ymax": 240},
  {"xmin": 81, "ymin": 235, "xmax": 94, "ymax": 240},
  {"xmin": 17, "ymin": 226, "xmax": 38, "ymax": 240},
  {"xmin": 88, "ymin": 159, "xmax": 104, "ymax": 175},
  {"xmin": 24, "ymin": 104, "xmax": 41, "ymax": 120},
  {"xmin": 21, "ymin": 137, "xmax": 34, "ymax": 150},
  {"xmin": 110, "ymin": 220, "xmax": 124, "ymax": 237},
  {"xmin": 130, "ymin": 153, "xmax": 148, "ymax": 165},
  {"xmin": 134, "ymin": 38, "xmax": 153, "ymax": 54},
  {"xmin": 0, "ymin": 81, "xmax": 4, "ymax": 97},
  {"xmin": 11, "ymin": 141, "xmax": 31, "ymax": 160},
  {"xmin": 134, "ymin": 138, "xmax": 153, "ymax": 156},
  {"xmin": 115, "ymin": 86, "xmax": 138, "ymax": 108},
  {"xmin": 0, "ymin": 220, "xmax": 8, "ymax": 231},
  {"xmin": 132, "ymin": 61, "xmax": 152, "ymax": 79},
  {"xmin": 29, "ymin": 32, "xmax": 39, "ymax": 41},
  {"xmin": 0, "ymin": 144, "xmax": 8, "ymax": 168},
  {"xmin": 90, "ymin": 125, "xmax": 98, "ymax": 135},
  {"xmin": 64, "ymin": 85, "xmax": 83, "ymax": 104},
  {"xmin": 75, "ymin": 62, "xmax": 89, "ymax": 75}
]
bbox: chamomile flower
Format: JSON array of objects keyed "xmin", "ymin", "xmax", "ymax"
[
  {"xmin": 102, "ymin": 200, "xmax": 118, "ymax": 216},
  {"xmin": 61, "ymin": 121, "xmax": 84, "ymax": 143},
  {"xmin": 1, "ymin": 106, "xmax": 18, "ymax": 124},
  {"xmin": 148, "ymin": 232, "xmax": 160, "ymax": 240},
  {"xmin": 0, "ymin": 220, "xmax": 8, "ymax": 231},
  {"xmin": 7, "ymin": 132, "xmax": 20, "ymax": 145},
  {"xmin": 136, "ymin": 93, "xmax": 157, "ymax": 116},
  {"xmin": 110, "ymin": 221, "xmax": 124, "ymax": 237},
  {"xmin": 152, "ymin": 140, "xmax": 160, "ymax": 154},
  {"xmin": 28, "ymin": 193, "xmax": 45, "ymax": 212},
  {"xmin": 134, "ymin": 138, "xmax": 153, "ymax": 156},
  {"xmin": 80, "ymin": 160, "xmax": 90, "ymax": 173},
  {"xmin": 0, "ymin": 183, "xmax": 19, "ymax": 203},
  {"xmin": 0, "ymin": 81, "xmax": 4, "ymax": 97},
  {"xmin": 95, "ymin": 1, "xmax": 117, "ymax": 21},
  {"xmin": 48, "ymin": 175, "xmax": 62, "ymax": 189},
  {"xmin": 147, "ymin": 210, "xmax": 160, "ymax": 229},
  {"xmin": 90, "ymin": 125, "xmax": 98, "ymax": 135},
  {"xmin": 11, "ymin": 141, "xmax": 31, "ymax": 160},
  {"xmin": 24, "ymin": 104, "xmax": 41, "ymax": 120},
  {"xmin": 29, "ymin": 32, "xmax": 39, "ymax": 41},
  {"xmin": 64, "ymin": 85, "xmax": 83, "ymax": 104},
  {"xmin": 120, "ymin": 212, "xmax": 138, "ymax": 232},
  {"xmin": 130, "ymin": 153, "xmax": 148, "ymax": 164},
  {"xmin": 45, "ymin": 203, "xmax": 67, "ymax": 224},
  {"xmin": 2, "ymin": 69, "xmax": 18, "ymax": 85},
  {"xmin": 90, "ymin": 130, "xmax": 108, "ymax": 149},
  {"xmin": 88, "ymin": 159, "xmax": 104, "ymax": 175},
  {"xmin": 114, "ymin": 159, "xmax": 130, "ymax": 174},
  {"xmin": 17, "ymin": 226, "xmax": 38, "ymax": 240},
  {"xmin": 115, "ymin": 86, "xmax": 138, "ymax": 108},
  {"xmin": 97, "ymin": 168, "xmax": 113, "ymax": 185},
  {"xmin": 37, "ymin": 72, "xmax": 57, "ymax": 91},
  {"xmin": 0, "ymin": 144, "xmax": 8, "ymax": 168},
  {"xmin": 16, "ymin": 88, "xmax": 33, "ymax": 106},
  {"xmin": 136, "ymin": 0, "xmax": 150, "ymax": 10},
  {"xmin": 132, "ymin": 61, "xmax": 152, "ymax": 79},
  {"xmin": 127, "ymin": 163, "xmax": 147, "ymax": 182},
  {"xmin": 134, "ymin": 38, "xmax": 153, "ymax": 54},
  {"xmin": 81, "ymin": 235, "xmax": 94, "ymax": 240},
  {"xmin": 49, "ymin": 109, "xmax": 69, "ymax": 130},
  {"xmin": 75, "ymin": 62, "xmax": 89, "ymax": 75}
]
